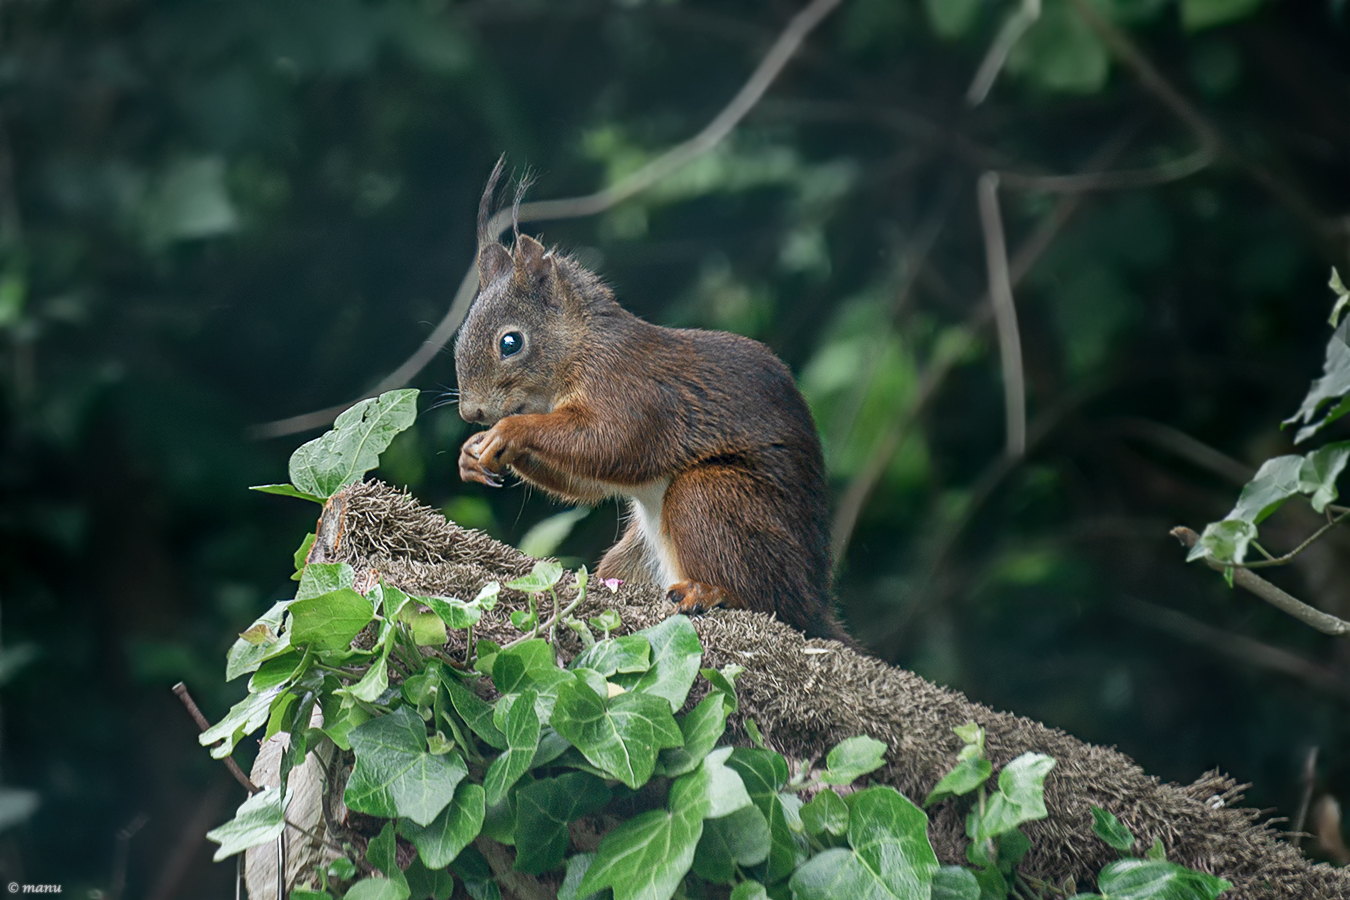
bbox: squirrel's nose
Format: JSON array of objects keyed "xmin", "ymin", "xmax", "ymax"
[{"xmin": 460, "ymin": 403, "xmax": 486, "ymax": 424}]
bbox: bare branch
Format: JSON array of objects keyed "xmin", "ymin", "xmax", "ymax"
[
  {"xmin": 966, "ymin": 0, "xmax": 1042, "ymax": 106},
  {"xmin": 250, "ymin": 0, "xmax": 847, "ymax": 440},
  {"xmin": 173, "ymin": 681, "xmax": 262, "ymax": 794},
  {"xmin": 1170, "ymin": 527, "xmax": 1350, "ymax": 636},
  {"xmin": 977, "ymin": 172, "xmax": 1026, "ymax": 458}
]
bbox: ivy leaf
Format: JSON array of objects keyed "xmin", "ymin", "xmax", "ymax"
[
  {"xmin": 558, "ymin": 853, "xmax": 597, "ymax": 900},
  {"xmin": 288, "ymin": 389, "xmax": 419, "ymax": 499},
  {"xmin": 1297, "ymin": 441, "xmax": 1350, "ymax": 513},
  {"xmin": 289, "ymin": 588, "xmax": 374, "ymax": 652},
  {"xmin": 801, "ymin": 788, "xmax": 850, "ymax": 837},
  {"xmin": 612, "ymin": 616, "xmax": 702, "ymax": 712},
  {"xmin": 570, "ymin": 634, "xmax": 651, "ymax": 677},
  {"xmin": 250, "ymin": 483, "xmax": 324, "ymax": 504},
  {"xmin": 550, "ymin": 676, "xmax": 683, "ymax": 789},
  {"xmin": 1187, "ymin": 519, "xmax": 1257, "ymax": 567},
  {"xmin": 1090, "ymin": 805, "xmax": 1136, "ymax": 853},
  {"xmin": 491, "ymin": 639, "xmax": 573, "ymax": 722},
  {"xmin": 970, "ymin": 753, "xmax": 1056, "ymax": 840},
  {"xmin": 685, "ymin": 747, "xmax": 752, "ymax": 819},
  {"xmin": 725, "ymin": 749, "xmax": 804, "ymax": 882},
  {"xmin": 399, "ymin": 781, "xmax": 486, "ymax": 869},
  {"xmin": 297, "ymin": 562, "xmax": 356, "ymax": 600},
  {"xmin": 659, "ymin": 691, "xmax": 732, "ymax": 778},
  {"xmin": 199, "ymin": 685, "xmax": 284, "ymax": 759},
  {"xmin": 1096, "ymin": 858, "xmax": 1232, "ymax": 899},
  {"xmin": 932, "ymin": 865, "xmax": 980, "ymax": 900},
  {"xmin": 513, "ymin": 773, "xmax": 613, "ymax": 875},
  {"xmin": 1331, "ymin": 268, "xmax": 1350, "ymax": 328},
  {"xmin": 484, "ymin": 688, "xmax": 540, "ymax": 806},
  {"xmin": 367, "ymin": 820, "xmax": 411, "ymax": 897},
  {"xmin": 1285, "ymin": 317, "xmax": 1350, "ymax": 444},
  {"xmin": 424, "ymin": 594, "xmax": 482, "ymax": 630},
  {"xmin": 226, "ymin": 600, "xmax": 292, "ymax": 681},
  {"xmin": 692, "ymin": 804, "xmax": 771, "ymax": 883},
  {"xmin": 577, "ymin": 766, "xmax": 709, "ymax": 900},
  {"xmin": 730, "ymin": 883, "xmax": 769, "ymax": 900},
  {"xmin": 925, "ymin": 758, "xmax": 993, "ymax": 806},
  {"xmin": 345, "ymin": 707, "xmax": 468, "ymax": 825},
  {"xmin": 345, "ymin": 655, "xmax": 390, "ymax": 704},
  {"xmin": 518, "ymin": 507, "xmax": 591, "ymax": 558},
  {"xmin": 205, "ymin": 786, "xmax": 287, "ymax": 861},
  {"xmin": 1230, "ymin": 455, "xmax": 1304, "ymax": 524},
  {"xmin": 505, "ymin": 560, "xmax": 563, "ymax": 593},
  {"xmin": 442, "ymin": 675, "xmax": 507, "ymax": 750},
  {"xmin": 789, "ymin": 787, "xmax": 939, "ymax": 900},
  {"xmin": 822, "ymin": 735, "xmax": 888, "ymax": 785}
]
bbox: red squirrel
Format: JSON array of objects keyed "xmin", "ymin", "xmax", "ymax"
[{"xmin": 454, "ymin": 161, "xmax": 849, "ymax": 642}]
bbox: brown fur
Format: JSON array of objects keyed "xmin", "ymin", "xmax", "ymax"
[{"xmin": 454, "ymin": 169, "xmax": 847, "ymax": 641}]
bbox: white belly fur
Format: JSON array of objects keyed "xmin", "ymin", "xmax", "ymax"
[{"xmin": 628, "ymin": 479, "xmax": 679, "ymax": 586}]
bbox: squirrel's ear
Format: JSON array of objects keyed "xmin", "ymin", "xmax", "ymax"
[
  {"xmin": 513, "ymin": 233, "xmax": 553, "ymax": 285},
  {"xmin": 478, "ymin": 243, "xmax": 511, "ymax": 285}
]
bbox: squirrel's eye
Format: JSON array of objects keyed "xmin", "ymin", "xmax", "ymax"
[{"xmin": 499, "ymin": 331, "xmax": 524, "ymax": 358}]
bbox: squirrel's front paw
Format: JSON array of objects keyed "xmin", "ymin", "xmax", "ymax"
[
  {"xmin": 459, "ymin": 432, "xmax": 504, "ymax": 487},
  {"xmin": 666, "ymin": 581, "xmax": 740, "ymax": 617}
]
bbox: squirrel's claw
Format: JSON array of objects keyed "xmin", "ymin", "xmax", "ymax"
[{"xmin": 665, "ymin": 581, "xmax": 735, "ymax": 617}]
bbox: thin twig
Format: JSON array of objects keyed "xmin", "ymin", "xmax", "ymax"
[
  {"xmin": 977, "ymin": 172, "xmax": 1026, "ymax": 457},
  {"xmin": 1119, "ymin": 597, "xmax": 1350, "ymax": 701},
  {"xmin": 966, "ymin": 0, "xmax": 1042, "ymax": 106},
  {"xmin": 1223, "ymin": 510, "xmax": 1350, "ymax": 569},
  {"xmin": 250, "ymin": 0, "xmax": 847, "ymax": 440},
  {"xmin": 173, "ymin": 682, "xmax": 262, "ymax": 794},
  {"xmin": 1292, "ymin": 746, "xmax": 1319, "ymax": 848},
  {"xmin": 1170, "ymin": 528, "xmax": 1350, "ymax": 636},
  {"xmin": 996, "ymin": 145, "xmax": 1214, "ymax": 193}
]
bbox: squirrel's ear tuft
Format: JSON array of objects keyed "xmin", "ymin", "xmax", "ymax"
[
  {"xmin": 478, "ymin": 242, "xmax": 512, "ymax": 285},
  {"xmin": 513, "ymin": 233, "xmax": 553, "ymax": 285}
]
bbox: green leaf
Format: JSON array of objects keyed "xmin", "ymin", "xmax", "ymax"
[
  {"xmin": 692, "ymin": 803, "xmax": 772, "ymax": 883},
  {"xmin": 932, "ymin": 865, "xmax": 980, "ymax": 900},
  {"xmin": 484, "ymin": 689, "xmax": 540, "ymax": 806},
  {"xmin": 1329, "ymin": 268, "xmax": 1350, "ymax": 328},
  {"xmin": 251, "ymin": 483, "xmax": 325, "ymax": 504},
  {"xmin": 725, "ymin": 749, "xmax": 803, "ymax": 882},
  {"xmin": 558, "ymin": 853, "xmax": 599, "ymax": 900},
  {"xmin": 249, "ymin": 650, "xmax": 304, "ymax": 692},
  {"xmin": 491, "ymin": 640, "xmax": 574, "ymax": 723},
  {"xmin": 292, "ymin": 533, "xmax": 318, "ymax": 579},
  {"xmin": 206, "ymin": 786, "xmax": 287, "ymax": 861},
  {"xmin": 346, "ymin": 657, "xmax": 390, "ymax": 704},
  {"xmin": 227, "ymin": 601, "xmax": 292, "ymax": 681},
  {"xmin": 687, "ymin": 747, "xmax": 753, "ymax": 819},
  {"xmin": 344, "ymin": 878, "xmax": 409, "ymax": 900},
  {"xmin": 505, "ymin": 560, "xmax": 564, "ymax": 593},
  {"xmin": 409, "ymin": 610, "xmax": 448, "ymax": 646},
  {"xmin": 1091, "ymin": 805, "xmax": 1136, "ymax": 853},
  {"xmin": 404, "ymin": 855, "xmax": 456, "ymax": 900},
  {"xmin": 1297, "ymin": 441, "xmax": 1350, "ymax": 512},
  {"xmin": 550, "ymin": 676, "xmax": 683, "ymax": 789},
  {"xmin": 659, "ymin": 691, "xmax": 732, "ymax": 778},
  {"xmin": 571, "ymin": 635, "xmax": 651, "ymax": 677},
  {"xmin": 1187, "ymin": 519, "xmax": 1257, "ymax": 567},
  {"xmin": 1180, "ymin": 0, "xmax": 1263, "ymax": 31},
  {"xmin": 1230, "ymin": 455, "xmax": 1304, "ymax": 524},
  {"xmin": 577, "ymin": 766, "xmax": 709, "ymax": 900},
  {"xmin": 790, "ymin": 787, "xmax": 939, "ymax": 900},
  {"xmin": 442, "ymin": 675, "xmax": 507, "ymax": 750},
  {"xmin": 612, "ymin": 615, "xmax": 703, "ymax": 712},
  {"xmin": 970, "ymin": 753, "xmax": 1056, "ymax": 840},
  {"xmin": 513, "ymin": 773, "xmax": 613, "ymax": 875},
  {"xmin": 926, "ymin": 758, "xmax": 992, "ymax": 806},
  {"xmin": 700, "ymin": 664, "xmax": 743, "ymax": 713},
  {"xmin": 289, "ymin": 389, "xmax": 420, "ymax": 499},
  {"xmin": 801, "ymin": 788, "xmax": 850, "ymax": 837},
  {"xmin": 298, "ymin": 562, "xmax": 357, "ymax": 600},
  {"xmin": 399, "ymin": 781, "xmax": 485, "ymax": 869},
  {"xmin": 199, "ymin": 685, "xmax": 285, "ymax": 759},
  {"xmin": 730, "ymin": 883, "xmax": 769, "ymax": 900},
  {"xmin": 1285, "ymin": 318, "xmax": 1350, "ymax": 444},
  {"xmin": 822, "ymin": 735, "xmax": 888, "ymax": 785},
  {"xmin": 367, "ymin": 820, "xmax": 411, "ymax": 897},
  {"xmin": 424, "ymin": 595, "xmax": 482, "ymax": 630},
  {"xmin": 518, "ymin": 507, "xmax": 591, "ymax": 558},
  {"xmin": 345, "ymin": 707, "xmax": 468, "ymax": 825},
  {"xmin": 1096, "ymin": 858, "xmax": 1232, "ymax": 899},
  {"xmin": 290, "ymin": 588, "xmax": 374, "ymax": 651}
]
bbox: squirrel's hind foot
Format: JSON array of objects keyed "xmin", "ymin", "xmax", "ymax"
[{"xmin": 665, "ymin": 581, "xmax": 742, "ymax": 618}]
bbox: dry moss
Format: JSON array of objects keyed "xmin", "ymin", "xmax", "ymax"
[{"xmin": 279, "ymin": 479, "xmax": 1348, "ymax": 899}]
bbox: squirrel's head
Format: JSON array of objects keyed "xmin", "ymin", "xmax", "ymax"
[{"xmin": 455, "ymin": 161, "xmax": 599, "ymax": 426}]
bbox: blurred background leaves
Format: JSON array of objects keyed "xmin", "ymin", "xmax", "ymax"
[{"xmin": 1, "ymin": 0, "xmax": 1349, "ymax": 894}]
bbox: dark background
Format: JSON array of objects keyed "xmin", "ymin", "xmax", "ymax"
[{"xmin": 1, "ymin": 0, "xmax": 1349, "ymax": 895}]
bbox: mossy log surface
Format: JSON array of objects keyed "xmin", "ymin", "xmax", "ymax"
[{"xmin": 251, "ymin": 479, "xmax": 1349, "ymax": 899}]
